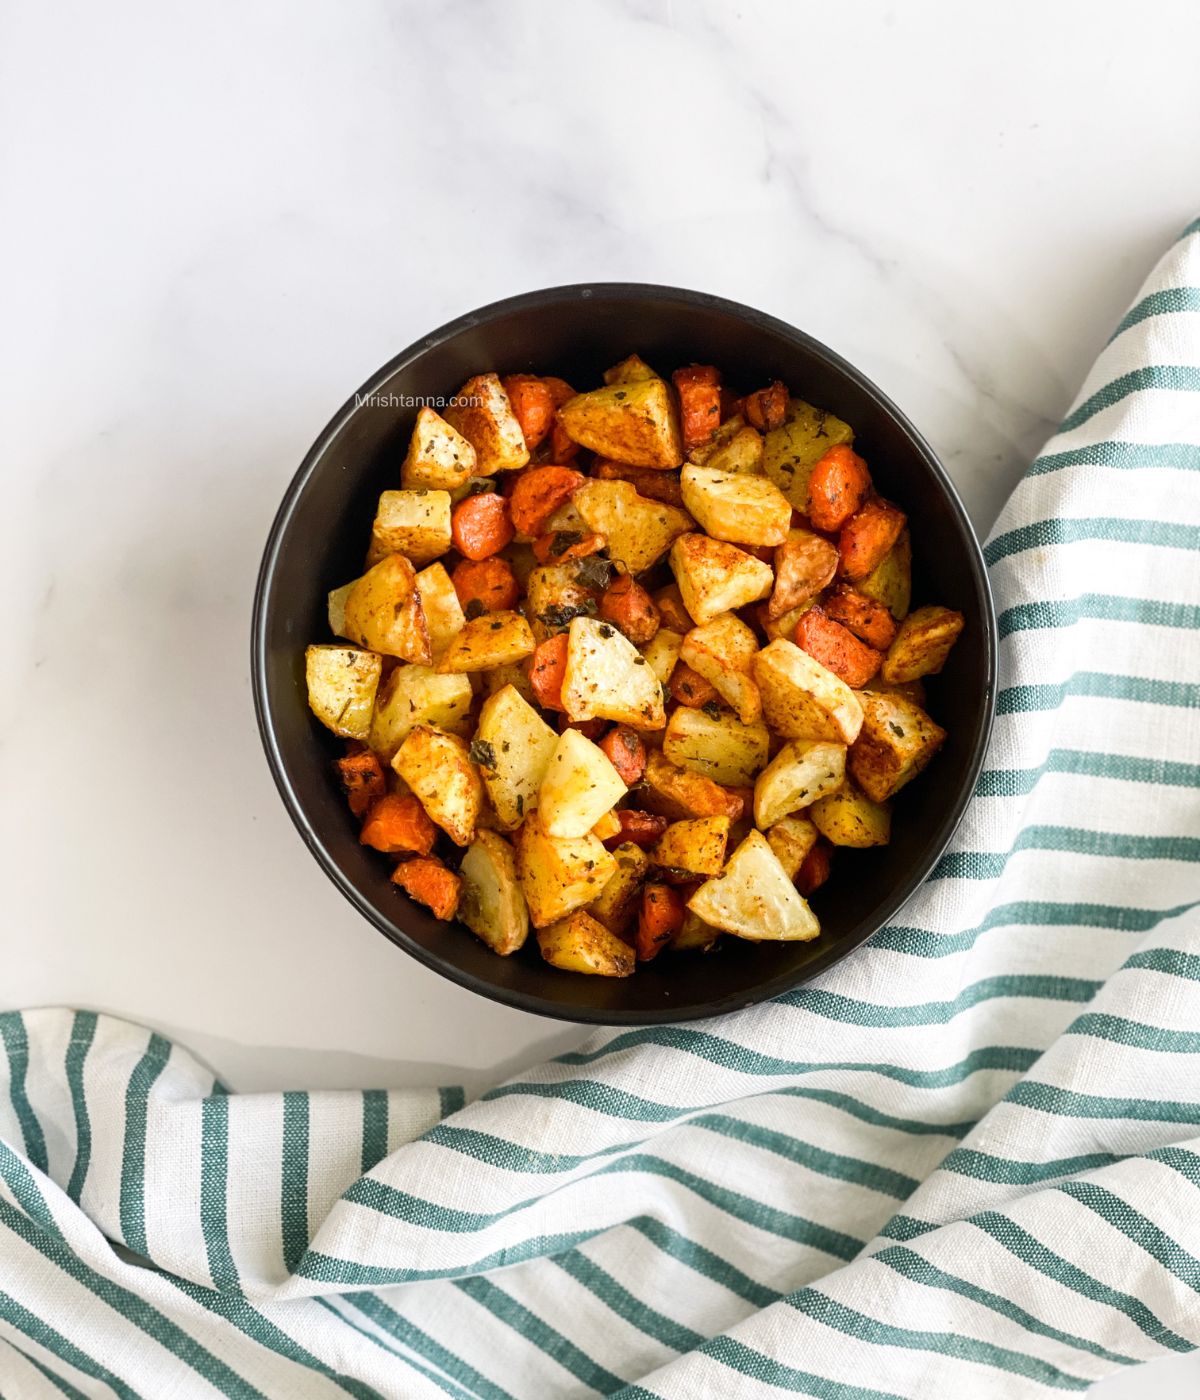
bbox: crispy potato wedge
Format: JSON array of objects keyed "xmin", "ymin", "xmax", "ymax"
[
  {"xmin": 327, "ymin": 579, "xmax": 359, "ymax": 640},
  {"xmin": 651, "ymin": 816, "xmax": 730, "ymax": 876},
  {"xmin": 458, "ymin": 830, "xmax": 529, "ymax": 955},
  {"xmin": 690, "ymin": 417, "xmax": 765, "ymax": 475},
  {"xmin": 539, "ymin": 727, "xmax": 627, "ymax": 838},
  {"xmin": 401, "ymin": 407, "xmax": 478, "ymax": 492},
  {"xmin": 669, "ymin": 533, "xmax": 773, "ymax": 626},
  {"xmin": 765, "ymin": 814, "xmax": 820, "ymax": 879},
  {"xmin": 415, "ymin": 561, "xmax": 465, "ymax": 661},
  {"xmin": 343, "ymin": 554, "xmax": 432, "ymax": 663},
  {"xmin": 640, "ymin": 627, "xmax": 684, "ymax": 686},
  {"xmin": 588, "ymin": 842, "xmax": 651, "ymax": 935},
  {"xmin": 752, "ymin": 640, "xmax": 864, "ymax": 743},
  {"xmin": 305, "ymin": 645, "xmax": 382, "ymax": 740},
  {"xmin": 368, "ymin": 490, "xmax": 453, "ymax": 568},
  {"xmin": 392, "ymin": 725, "xmax": 483, "ymax": 846},
  {"xmin": 369, "ymin": 665, "xmax": 473, "ymax": 761},
  {"xmin": 444, "ymin": 373, "xmax": 530, "ymax": 474},
  {"xmin": 514, "ymin": 811, "xmax": 617, "ymax": 927},
  {"xmin": 857, "ymin": 528, "xmax": 912, "ymax": 621},
  {"xmin": 557, "ymin": 379, "xmax": 683, "ymax": 468},
  {"xmin": 753, "ymin": 739, "xmax": 847, "ymax": 828},
  {"xmin": 680, "ymin": 613, "xmax": 762, "ymax": 724},
  {"xmin": 810, "ymin": 782, "xmax": 891, "ymax": 847},
  {"xmin": 663, "ymin": 706, "xmax": 770, "ymax": 788},
  {"xmin": 848, "ymin": 691, "xmax": 946, "ymax": 802},
  {"xmin": 881, "ymin": 605, "xmax": 965, "ymax": 683},
  {"xmin": 688, "ymin": 830, "xmax": 820, "ymax": 942},
  {"xmin": 562, "ymin": 616, "xmax": 666, "ymax": 730},
  {"xmin": 762, "ymin": 398, "xmax": 855, "ymax": 510},
  {"xmin": 474, "ymin": 684, "xmax": 559, "ymax": 829},
  {"xmin": 680, "ymin": 464, "xmax": 791, "ymax": 547},
  {"xmin": 769, "ymin": 528, "xmax": 839, "ymax": 619},
  {"xmin": 436, "ymin": 611, "xmax": 535, "ymax": 673},
  {"xmin": 537, "ymin": 909, "xmax": 635, "ymax": 976},
  {"xmin": 573, "ymin": 479, "xmax": 693, "ymax": 575},
  {"xmin": 603, "ymin": 354, "xmax": 660, "ymax": 385}
]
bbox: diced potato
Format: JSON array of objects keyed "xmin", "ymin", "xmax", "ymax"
[
  {"xmin": 680, "ymin": 464, "xmax": 791, "ymax": 547},
  {"xmin": 671, "ymin": 910, "xmax": 720, "ymax": 952},
  {"xmin": 304, "ymin": 645, "xmax": 382, "ymax": 740},
  {"xmin": 557, "ymin": 379, "xmax": 682, "ymax": 469},
  {"xmin": 414, "ymin": 562, "xmax": 465, "ymax": 660},
  {"xmin": 857, "ymin": 529, "xmax": 912, "ymax": 621},
  {"xmin": 573, "ymin": 479, "xmax": 693, "ymax": 574},
  {"xmin": 444, "ymin": 373, "xmax": 530, "ymax": 474},
  {"xmin": 762, "ymin": 398, "xmax": 854, "ymax": 510},
  {"xmin": 474, "ymin": 684, "xmax": 559, "ymax": 829},
  {"xmin": 539, "ymin": 728, "xmax": 627, "ymax": 838},
  {"xmin": 537, "ymin": 909, "xmax": 635, "ymax": 977},
  {"xmin": 327, "ymin": 579, "xmax": 359, "ymax": 640},
  {"xmin": 690, "ymin": 418, "xmax": 764, "ymax": 475},
  {"xmin": 525, "ymin": 564, "xmax": 597, "ymax": 643},
  {"xmin": 458, "ymin": 830, "xmax": 529, "ymax": 955},
  {"xmin": 401, "ymin": 407, "xmax": 478, "ymax": 492},
  {"xmin": 688, "ymin": 830, "xmax": 819, "ymax": 942},
  {"xmin": 753, "ymin": 739, "xmax": 846, "ymax": 828},
  {"xmin": 561, "ymin": 616, "xmax": 666, "ymax": 730},
  {"xmin": 769, "ymin": 528, "xmax": 838, "ymax": 619},
  {"xmin": 681, "ymin": 613, "xmax": 761, "ymax": 724},
  {"xmin": 483, "ymin": 659, "xmax": 537, "ymax": 706},
  {"xmin": 514, "ymin": 811, "xmax": 617, "ymax": 927},
  {"xmin": 881, "ymin": 605, "xmax": 965, "ymax": 684},
  {"xmin": 392, "ymin": 726, "xmax": 483, "ymax": 846},
  {"xmin": 766, "ymin": 814, "xmax": 820, "ymax": 879},
  {"xmin": 603, "ymin": 354, "xmax": 660, "ymax": 385},
  {"xmin": 368, "ymin": 490, "xmax": 453, "ymax": 568},
  {"xmin": 588, "ymin": 843, "xmax": 651, "ymax": 935},
  {"xmin": 436, "ymin": 611, "xmax": 535, "ymax": 673},
  {"xmin": 669, "ymin": 533, "xmax": 773, "ymax": 626},
  {"xmin": 663, "ymin": 706, "xmax": 770, "ymax": 788},
  {"xmin": 810, "ymin": 782, "xmax": 891, "ymax": 847},
  {"xmin": 591, "ymin": 809, "xmax": 622, "ymax": 842},
  {"xmin": 752, "ymin": 640, "xmax": 863, "ymax": 744},
  {"xmin": 651, "ymin": 816, "xmax": 730, "ymax": 876},
  {"xmin": 343, "ymin": 555, "xmax": 432, "ymax": 663},
  {"xmin": 369, "ymin": 665, "xmax": 473, "ymax": 761},
  {"xmin": 848, "ymin": 691, "xmax": 946, "ymax": 802},
  {"xmin": 640, "ymin": 628, "xmax": 684, "ymax": 686}
]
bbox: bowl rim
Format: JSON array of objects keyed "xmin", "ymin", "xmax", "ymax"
[{"xmin": 252, "ymin": 281, "xmax": 998, "ymax": 1023}]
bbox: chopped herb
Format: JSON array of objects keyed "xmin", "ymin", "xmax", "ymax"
[
  {"xmin": 490, "ymin": 619, "xmax": 503, "ymax": 630},
  {"xmin": 465, "ymin": 477, "xmax": 495, "ymax": 495},
  {"xmin": 702, "ymin": 700, "xmax": 722, "ymax": 720},
  {"xmin": 633, "ymin": 655, "xmax": 646, "ymax": 665},
  {"xmin": 573, "ymin": 554, "xmax": 615, "ymax": 591},
  {"xmin": 538, "ymin": 601, "xmax": 593, "ymax": 629},
  {"xmin": 469, "ymin": 739, "xmax": 497, "ymax": 770},
  {"xmin": 515, "ymin": 793, "xmax": 524, "ymax": 815},
  {"xmin": 888, "ymin": 722, "xmax": 906, "ymax": 738},
  {"xmin": 464, "ymin": 598, "xmax": 486, "ymax": 621},
  {"xmin": 598, "ymin": 624, "xmax": 615, "ymax": 639},
  {"xmin": 613, "ymin": 390, "xmax": 626, "ymax": 401},
  {"xmin": 549, "ymin": 529, "xmax": 583, "ymax": 556}
]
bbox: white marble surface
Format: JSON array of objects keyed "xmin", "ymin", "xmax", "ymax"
[{"xmin": 3, "ymin": 2, "xmax": 1199, "ymax": 1392}]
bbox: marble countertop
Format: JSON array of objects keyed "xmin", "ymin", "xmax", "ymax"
[{"xmin": 4, "ymin": 3, "xmax": 1198, "ymax": 1393}]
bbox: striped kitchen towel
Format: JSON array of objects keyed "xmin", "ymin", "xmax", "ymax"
[{"xmin": 2, "ymin": 219, "xmax": 1199, "ymax": 1399}]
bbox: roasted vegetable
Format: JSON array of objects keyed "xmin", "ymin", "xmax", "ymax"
[
  {"xmin": 753, "ymin": 739, "xmax": 847, "ymax": 828},
  {"xmin": 752, "ymin": 640, "xmax": 864, "ymax": 744},
  {"xmin": 573, "ymin": 479, "xmax": 693, "ymax": 574},
  {"xmin": 305, "ymin": 645, "xmax": 382, "ymax": 740},
  {"xmin": 368, "ymin": 490, "xmax": 453, "ymax": 568},
  {"xmin": 458, "ymin": 830, "xmax": 529, "ymax": 954},
  {"xmin": 557, "ymin": 378, "xmax": 683, "ymax": 468},
  {"xmin": 515, "ymin": 811, "xmax": 617, "ymax": 928},
  {"xmin": 475, "ymin": 684, "xmax": 559, "ymax": 829},
  {"xmin": 669, "ymin": 533, "xmax": 773, "ymax": 626},
  {"xmin": 762, "ymin": 399, "xmax": 854, "ymax": 509},
  {"xmin": 882, "ymin": 606, "xmax": 965, "ymax": 683},
  {"xmin": 444, "ymin": 373, "xmax": 530, "ymax": 474},
  {"xmin": 538, "ymin": 909, "xmax": 635, "ymax": 976},
  {"xmin": 561, "ymin": 616, "xmax": 666, "ymax": 730},
  {"xmin": 680, "ymin": 464, "xmax": 791, "ymax": 547},
  {"xmin": 538, "ymin": 727, "xmax": 627, "ymax": 839},
  {"xmin": 662, "ymin": 705, "xmax": 770, "ymax": 788},
  {"xmin": 392, "ymin": 726, "xmax": 483, "ymax": 846},
  {"xmin": 809, "ymin": 782, "xmax": 891, "ymax": 848},
  {"xmin": 688, "ymin": 830, "xmax": 819, "ymax": 941},
  {"xmin": 401, "ymin": 407, "xmax": 478, "ymax": 493},
  {"xmin": 849, "ymin": 690, "xmax": 946, "ymax": 802},
  {"xmin": 368, "ymin": 666, "xmax": 472, "ymax": 761},
  {"xmin": 680, "ymin": 613, "xmax": 762, "ymax": 724},
  {"xmin": 343, "ymin": 555, "xmax": 432, "ymax": 663}
]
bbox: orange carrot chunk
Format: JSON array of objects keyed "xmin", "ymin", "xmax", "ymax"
[
  {"xmin": 542, "ymin": 377, "xmax": 580, "ymax": 463},
  {"xmin": 391, "ymin": 856, "xmax": 461, "ymax": 920},
  {"xmin": 529, "ymin": 633, "xmax": 569, "ymax": 711},
  {"xmin": 337, "ymin": 749, "xmax": 387, "ymax": 818},
  {"xmin": 591, "ymin": 460, "xmax": 686, "ymax": 505},
  {"xmin": 508, "ymin": 466, "xmax": 586, "ymax": 537},
  {"xmin": 605, "ymin": 810, "xmax": 670, "ymax": 850},
  {"xmin": 451, "ymin": 491, "xmax": 514, "ymax": 560},
  {"xmin": 557, "ymin": 713, "xmax": 608, "ymax": 740},
  {"xmin": 743, "ymin": 380, "xmax": 788, "ymax": 431},
  {"xmin": 795, "ymin": 840, "xmax": 833, "ymax": 897},
  {"xmin": 600, "ymin": 574, "xmax": 661, "ymax": 644},
  {"xmin": 599, "ymin": 725, "xmax": 647, "ymax": 786},
  {"xmin": 360, "ymin": 793, "xmax": 437, "ymax": 856},
  {"xmin": 636, "ymin": 884, "xmax": 686, "ymax": 961},
  {"xmin": 450, "ymin": 557, "xmax": 520, "ymax": 614},
  {"xmin": 793, "ymin": 608, "xmax": 883, "ymax": 688},
  {"xmin": 501, "ymin": 374, "xmax": 556, "ymax": 450},
  {"xmin": 838, "ymin": 498, "xmax": 906, "ymax": 581},
  {"xmin": 669, "ymin": 662, "xmax": 720, "ymax": 709},
  {"xmin": 672, "ymin": 365, "xmax": 722, "ymax": 453},
  {"xmin": 822, "ymin": 584, "xmax": 899, "ymax": 650},
  {"xmin": 807, "ymin": 444, "xmax": 872, "ymax": 533}
]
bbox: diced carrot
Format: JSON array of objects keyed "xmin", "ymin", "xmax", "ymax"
[
  {"xmin": 807, "ymin": 445, "xmax": 872, "ymax": 533},
  {"xmin": 360, "ymin": 793, "xmax": 437, "ymax": 856},
  {"xmin": 599, "ymin": 726, "xmax": 647, "ymax": 785},
  {"xmin": 636, "ymin": 884, "xmax": 686, "ymax": 961},
  {"xmin": 719, "ymin": 386, "xmax": 742, "ymax": 421},
  {"xmin": 591, "ymin": 460, "xmax": 685, "ymax": 504},
  {"xmin": 508, "ymin": 466, "xmax": 586, "ymax": 537},
  {"xmin": 541, "ymin": 376, "xmax": 575, "ymax": 405},
  {"xmin": 450, "ymin": 492, "xmax": 514, "ymax": 560},
  {"xmin": 600, "ymin": 574, "xmax": 660, "ymax": 644},
  {"xmin": 391, "ymin": 856, "xmax": 461, "ymax": 920},
  {"xmin": 557, "ymin": 713, "xmax": 608, "ymax": 740},
  {"xmin": 529, "ymin": 633, "xmax": 569, "ymax": 711},
  {"xmin": 838, "ymin": 498, "xmax": 907, "ymax": 581},
  {"xmin": 531, "ymin": 529, "xmax": 606, "ymax": 565},
  {"xmin": 652, "ymin": 585, "xmax": 693, "ymax": 633},
  {"xmin": 336, "ymin": 749, "xmax": 386, "ymax": 818},
  {"xmin": 795, "ymin": 840, "xmax": 833, "ymax": 897},
  {"xmin": 793, "ymin": 608, "xmax": 883, "ymax": 688},
  {"xmin": 822, "ymin": 584, "xmax": 899, "ymax": 650},
  {"xmin": 542, "ymin": 377, "xmax": 580, "ymax": 463},
  {"xmin": 742, "ymin": 380, "xmax": 788, "ymax": 431},
  {"xmin": 604, "ymin": 809, "xmax": 670, "ymax": 850},
  {"xmin": 501, "ymin": 374, "xmax": 556, "ymax": 450},
  {"xmin": 669, "ymin": 662, "xmax": 719, "ymax": 708},
  {"xmin": 451, "ymin": 557, "xmax": 520, "ymax": 614},
  {"xmin": 672, "ymin": 365, "xmax": 722, "ymax": 453}
]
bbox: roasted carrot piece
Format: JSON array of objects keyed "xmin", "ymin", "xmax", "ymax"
[
  {"xmin": 795, "ymin": 840, "xmax": 833, "ymax": 897},
  {"xmin": 669, "ymin": 662, "xmax": 720, "ymax": 709},
  {"xmin": 450, "ymin": 557, "xmax": 520, "ymax": 614},
  {"xmin": 531, "ymin": 529, "xmax": 606, "ymax": 565},
  {"xmin": 451, "ymin": 492, "xmax": 514, "ymax": 560},
  {"xmin": 542, "ymin": 376, "xmax": 580, "ymax": 463},
  {"xmin": 529, "ymin": 633, "xmax": 569, "ymax": 711},
  {"xmin": 508, "ymin": 466, "xmax": 586, "ymax": 537},
  {"xmin": 672, "ymin": 365, "xmax": 722, "ymax": 453},
  {"xmin": 591, "ymin": 461, "xmax": 686, "ymax": 505},
  {"xmin": 839, "ymin": 498, "xmax": 907, "ymax": 581},
  {"xmin": 360, "ymin": 793, "xmax": 437, "ymax": 856},
  {"xmin": 557, "ymin": 713, "xmax": 608, "ymax": 740},
  {"xmin": 501, "ymin": 374, "xmax": 556, "ymax": 450},
  {"xmin": 604, "ymin": 809, "xmax": 670, "ymax": 850},
  {"xmin": 600, "ymin": 574, "xmax": 660, "ymax": 644},
  {"xmin": 823, "ymin": 584, "xmax": 899, "ymax": 650},
  {"xmin": 337, "ymin": 749, "xmax": 387, "ymax": 818},
  {"xmin": 652, "ymin": 584, "xmax": 693, "ymax": 633},
  {"xmin": 636, "ymin": 884, "xmax": 686, "ymax": 961},
  {"xmin": 794, "ymin": 608, "xmax": 883, "ymax": 688},
  {"xmin": 392, "ymin": 856, "xmax": 461, "ymax": 920},
  {"xmin": 743, "ymin": 380, "xmax": 788, "ymax": 432},
  {"xmin": 599, "ymin": 725, "xmax": 647, "ymax": 786},
  {"xmin": 807, "ymin": 444, "xmax": 872, "ymax": 533}
]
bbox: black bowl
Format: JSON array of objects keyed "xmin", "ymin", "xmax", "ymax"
[{"xmin": 252, "ymin": 284, "xmax": 996, "ymax": 1024}]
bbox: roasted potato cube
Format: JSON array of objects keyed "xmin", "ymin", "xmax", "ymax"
[
  {"xmin": 557, "ymin": 379, "xmax": 682, "ymax": 469},
  {"xmin": 640, "ymin": 628, "xmax": 684, "ymax": 686},
  {"xmin": 538, "ymin": 727, "xmax": 627, "ymax": 839},
  {"xmin": 690, "ymin": 417, "xmax": 765, "ymax": 475},
  {"xmin": 762, "ymin": 399, "xmax": 854, "ymax": 510},
  {"xmin": 688, "ymin": 830, "xmax": 819, "ymax": 942},
  {"xmin": 573, "ymin": 479, "xmax": 693, "ymax": 575},
  {"xmin": 415, "ymin": 562, "xmax": 465, "ymax": 661},
  {"xmin": 680, "ymin": 464, "xmax": 791, "ymax": 547},
  {"xmin": 305, "ymin": 645, "xmax": 382, "ymax": 740},
  {"xmin": 642, "ymin": 751, "xmax": 744, "ymax": 822},
  {"xmin": 849, "ymin": 691, "xmax": 946, "ymax": 802},
  {"xmin": 392, "ymin": 725, "xmax": 483, "ymax": 846},
  {"xmin": 651, "ymin": 816, "xmax": 730, "ymax": 876},
  {"xmin": 603, "ymin": 353, "xmax": 660, "ymax": 385},
  {"xmin": 369, "ymin": 665, "xmax": 473, "ymax": 761},
  {"xmin": 327, "ymin": 579, "xmax": 360, "ymax": 640},
  {"xmin": 401, "ymin": 407, "xmax": 478, "ymax": 492},
  {"xmin": 525, "ymin": 564, "xmax": 597, "ymax": 644},
  {"xmin": 663, "ymin": 706, "xmax": 770, "ymax": 788},
  {"xmin": 882, "ymin": 606, "xmax": 965, "ymax": 683},
  {"xmin": 752, "ymin": 640, "xmax": 863, "ymax": 744},
  {"xmin": 562, "ymin": 616, "xmax": 666, "ymax": 730},
  {"xmin": 669, "ymin": 534, "xmax": 773, "ymax": 626},
  {"xmin": 680, "ymin": 613, "xmax": 761, "ymax": 724},
  {"xmin": 514, "ymin": 811, "xmax": 617, "ymax": 927},
  {"xmin": 458, "ymin": 830, "xmax": 529, "ymax": 955},
  {"xmin": 343, "ymin": 554, "xmax": 432, "ymax": 663},
  {"xmin": 857, "ymin": 528, "xmax": 912, "ymax": 621},
  {"xmin": 537, "ymin": 909, "xmax": 635, "ymax": 977},
  {"xmin": 368, "ymin": 490, "xmax": 453, "ymax": 568},
  {"xmin": 588, "ymin": 842, "xmax": 651, "ymax": 935},
  {"xmin": 753, "ymin": 739, "xmax": 846, "ymax": 828},
  {"xmin": 474, "ymin": 684, "xmax": 559, "ymax": 829},
  {"xmin": 810, "ymin": 782, "xmax": 891, "ymax": 847},
  {"xmin": 444, "ymin": 373, "xmax": 530, "ymax": 474},
  {"xmin": 769, "ymin": 528, "xmax": 838, "ymax": 619},
  {"xmin": 765, "ymin": 814, "xmax": 820, "ymax": 879},
  {"xmin": 436, "ymin": 611, "xmax": 535, "ymax": 673}
]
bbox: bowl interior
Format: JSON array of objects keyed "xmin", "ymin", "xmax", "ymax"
[{"xmin": 254, "ymin": 285, "xmax": 995, "ymax": 1023}]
